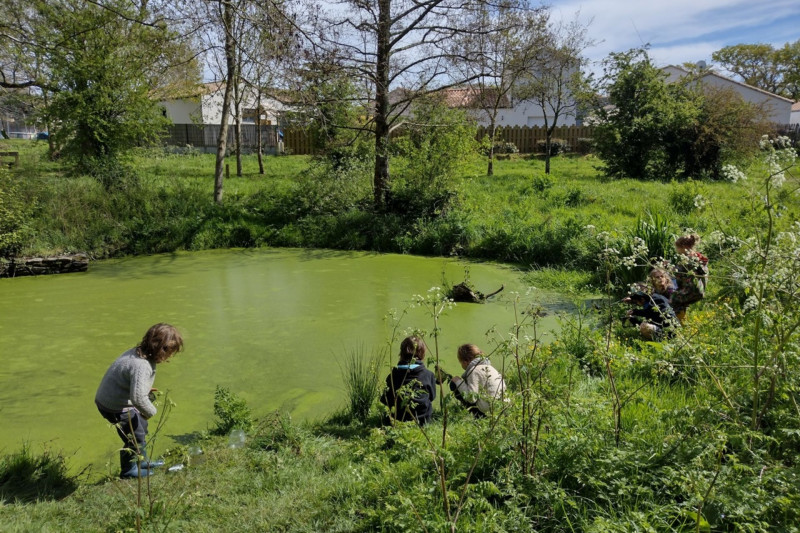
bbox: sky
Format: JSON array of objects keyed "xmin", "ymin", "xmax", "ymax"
[{"xmin": 548, "ymin": 0, "xmax": 800, "ymax": 77}]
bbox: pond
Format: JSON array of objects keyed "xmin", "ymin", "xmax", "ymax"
[{"xmin": 0, "ymin": 248, "xmax": 575, "ymax": 475}]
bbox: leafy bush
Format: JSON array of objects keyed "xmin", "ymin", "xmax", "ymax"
[
  {"xmin": 0, "ymin": 171, "xmax": 30, "ymax": 258},
  {"xmin": 613, "ymin": 212, "xmax": 674, "ymax": 287},
  {"xmin": 669, "ymin": 182, "xmax": 698, "ymax": 215},
  {"xmin": 536, "ymin": 138, "xmax": 570, "ymax": 155},
  {"xmin": 575, "ymin": 137, "xmax": 594, "ymax": 154},
  {"xmin": 212, "ymin": 385, "xmax": 254, "ymax": 435},
  {"xmin": 484, "ymin": 141, "xmax": 519, "ymax": 155},
  {"xmin": 529, "ymin": 174, "xmax": 554, "ymax": 194},
  {"xmin": 564, "ymin": 186, "xmax": 591, "ymax": 207},
  {"xmin": 389, "ymin": 96, "xmax": 477, "ymax": 218},
  {"xmin": 594, "ymin": 48, "xmax": 770, "ymax": 181}
]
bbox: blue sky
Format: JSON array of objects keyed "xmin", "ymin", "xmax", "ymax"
[{"xmin": 549, "ymin": 0, "xmax": 800, "ymax": 76}]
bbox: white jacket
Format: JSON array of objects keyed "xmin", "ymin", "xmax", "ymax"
[{"xmin": 453, "ymin": 358, "xmax": 506, "ymax": 414}]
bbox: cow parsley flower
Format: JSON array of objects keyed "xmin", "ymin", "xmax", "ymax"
[{"xmin": 721, "ymin": 164, "xmax": 747, "ymax": 183}]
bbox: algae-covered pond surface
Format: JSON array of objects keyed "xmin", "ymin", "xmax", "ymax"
[{"xmin": 0, "ymin": 248, "xmax": 573, "ymax": 474}]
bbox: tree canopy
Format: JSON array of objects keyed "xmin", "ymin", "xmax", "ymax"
[
  {"xmin": 712, "ymin": 40, "xmax": 800, "ymax": 101},
  {"xmin": 0, "ymin": 0, "xmax": 200, "ymax": 173}
]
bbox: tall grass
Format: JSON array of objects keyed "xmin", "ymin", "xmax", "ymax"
[
  {"xmin": 340, "ymin": 344, "xmax": 385, "ymax": 423},
  {"xmin": 0, "ymin": 445, "xmax": 79, "ymax": 503}
]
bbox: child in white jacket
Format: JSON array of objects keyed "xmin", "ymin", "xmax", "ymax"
[{"xmin": 436, "ymin": 344, "xmax": 505, "ymax": 418}]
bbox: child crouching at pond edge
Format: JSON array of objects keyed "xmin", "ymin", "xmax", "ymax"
[
  {"xmin": 95, "ymin": 323, "xmax": 184, "ymax": 478},
  {"xmin": 380, "ymin": 336, "xmax": 436, "ymax": 425},
  {"xmin": 436, "ymin": 344, "xmax": 506, "ymax": 418}
]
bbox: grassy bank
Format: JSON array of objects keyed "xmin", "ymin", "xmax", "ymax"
[
  {"xmin": 2, "ymin": 138, "xmax": 799, "ymax": 531},
  {"xmin": 2, "ymin": 296, "xmax": 798, "ymax": 531},
  {"xmin": 6, "ymin": 140, "xmax": 792, "ymax": 291}
]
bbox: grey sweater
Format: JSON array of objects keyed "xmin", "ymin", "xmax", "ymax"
[{"xmin": 95, "ymin": 348, "xmax": 158, "ymax": 418}]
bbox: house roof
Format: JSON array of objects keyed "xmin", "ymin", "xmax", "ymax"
[
  {"xmin": 438, "ymin": 86, "xmax": 512, "ymax": 109},
  {"xmin": 663, "ymin": 65, "xmax": 794, "ymax": 103},
  {"xmin": 792, "ymin": 101, "xmax": 800, "ymax": 112}
]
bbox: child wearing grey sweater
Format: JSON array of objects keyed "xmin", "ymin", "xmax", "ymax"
[{"xmin": 95, "ymin": 324, "xmax": 183, "ymax": 478}]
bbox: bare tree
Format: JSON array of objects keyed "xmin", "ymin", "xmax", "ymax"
[
  {"xmin": 516, "ymin": 14, "xmax": 595, "ymax": 174},
  {"xmin": 448, "ymin": 5, "xmax": 546, "ymax": 175},
  {"xmin": 308, "ymin": 0, "xmax": 499, "ymax": 208},
  {"xmin": 191, "ymin": 0, "xmax": 295, "ymax": 202}
]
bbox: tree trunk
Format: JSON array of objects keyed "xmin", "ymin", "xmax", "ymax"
[
  {"xmin": 544, "ymin": 117, "xmax": 552, "ymax": 175},
  {"xmin": 214, "ymin": 0, "xmax": 236, "ymax": 205},
  {"xmin": 233, "ymin": 70, "xmax": 243, "ymax": 177},
  {"xmin": 256, "ymin": 91, "xmax": 264, "ymax": 174},
  {"xmin": 373, "ymin": 0, "xmax": 391, "ymax": 209},
  {"xmin": 487, "ymin": 119, "xmax": 496, "ymax": 176}
]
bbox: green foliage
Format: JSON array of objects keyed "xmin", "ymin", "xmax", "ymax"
[
  {"xmin": 293, "ymin": 62, "xmax": 369, "ymax": 167},
  {"xmin": 212, "ymin": 385, "xmax": 254, "ymax": 435},
  {"xmin": 595, "ymin": 48, "xmax": 770, "ymax": 182},
  {"xmin": 0, "ymin": 445, "xmax": 78, "ymax": 503},
  {"xmin": 389, "ymin": 95, "xmax": 478, "ymax": 217},
  {"xmin": 669, "ymin": 180, "xmax": 703, "ymax": 215},
  {"xmin": 615, "ymin": 212, "xmax": 674, "ymax": 287},
  {"xmin": 0, "ymin": 170, "xmax": 30, "ymax": 258},
  {"xmin": 529, "ymin": 173, "xmax": 554, "ymax": 193},
  {"xmin": 340, "ymin": 345, "xmax": 384, "ymax": 424},
  {"xmin": 686, "ymin": 85, "xmax": 770, "ymax": 180},
  {"xmin": 712, "ymin": 39, "xmax": 800, "ymax": 100},
  {"xmin": 40, "ymin": 0, "xmax": 173, "ymax": 173},
  {"xmin": 594, "ymin": 48, "xmax": 701, "ymax": 181}
]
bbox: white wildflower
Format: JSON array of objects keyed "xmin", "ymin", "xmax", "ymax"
[{"xmin": 721, "ymin": 164, "xmax": 747, "ymax": 183}]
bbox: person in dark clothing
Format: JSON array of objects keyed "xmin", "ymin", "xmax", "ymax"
[
  {"xmin": 379, "ymin": 336, "xmax": 437, "ymax": 425},
  {"xmin": 623, "ymin": 291, "xmax": 679, "ymax": 340}
]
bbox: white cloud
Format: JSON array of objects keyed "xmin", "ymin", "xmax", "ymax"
[{"xmin": 547, "ymin": 0, "xmax": 800, "ymax": 72}]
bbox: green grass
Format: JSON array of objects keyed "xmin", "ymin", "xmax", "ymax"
[
  {"xmin": 2, "ymin": 140, "xmax": 799, "ymax": 531},
  {"xmin": 6, "ymin": 142, "xmax": 795, "ymax": 272}
]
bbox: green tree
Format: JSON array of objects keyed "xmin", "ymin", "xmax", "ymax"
[
  {"xmin": 594, "ymin": 48, "xmax": 700, "ymax": 181},
  {"xmin": 1, "ymin": 0, "xmax": 199, "ymax": 175},
  {"xmin": 594, "ymin": 48, "xmax": 768, "ymax": 182},
  {"xmin": 712, "ymin": 40, "xmax": 800, "ymax": 100}
]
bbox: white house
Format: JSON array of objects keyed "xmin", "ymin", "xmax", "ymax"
[
  {"xmin": 160, "ymin": 82, "xmax": 286, "ymax": 126},
  {"xmin": 662, "ymin": 66, "xmax": 793, "ymax": 125},
  {"xmin": 791, "ymin": 102, "xmax": 800, "ymax": 126},
  {"xmin": 390, "ymin": 86, "xmax": 579, "ymax": 128}
]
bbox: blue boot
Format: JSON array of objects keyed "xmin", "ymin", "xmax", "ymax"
[
  {"xmin": 120, "ymin": 465, "xmax": 154, "ymax": 479},
  {"xmin": 140, "ymin": 459, "xmax": 165, "ymax": 468}
]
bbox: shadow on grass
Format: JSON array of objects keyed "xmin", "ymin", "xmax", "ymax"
[
  {"xmin": 311, "ymin": 410, "xmax": 383, "ymax": 441},
  {"xmin": 0, "ymin": 445, "xmax": 81, "ymax": 504},
  {"xmin": 167, "ymin": 431, "xmax": 207, "ymax": 446}
]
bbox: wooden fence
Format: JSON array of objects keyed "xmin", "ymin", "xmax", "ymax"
[
  {"xmin": 162, "ymin": 124, "xmax": 281, "ymax": 151},
  {"xmin": 163, "ymin": 123, "xmax": 596, "ymax": 155},
  {"xmin": 477, "ymin": 125, "xmax": 595, "ymax": 153}
]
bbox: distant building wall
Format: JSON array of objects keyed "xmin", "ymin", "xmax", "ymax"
[
  {"xmin": 463, "ymin": 101, "xmax": 579, "ymax": 128},
  {"xmin": 662, "ymin": 66, "xmax": 793, "ymax": 124}
]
